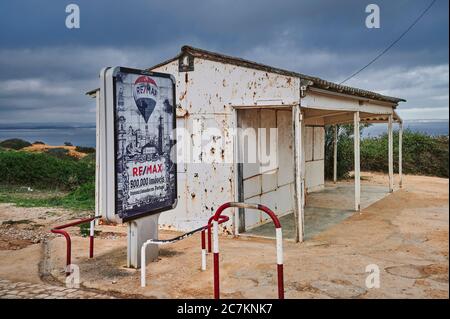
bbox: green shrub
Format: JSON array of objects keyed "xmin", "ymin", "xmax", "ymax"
[
  {"xmin": 361, "ymin": 130, "xmax": 449, "ymax": 178},
  {"xmin": 0, "ymin": 151, "xmax": 95, "ymax": 190},
  {"xmin": 325, "ymin": 126, "xmax": 449, "ymax": 179},
  {"xmin": 0, "ymin": 138, "xmax": 32, "ymax": 150},
  {"xmin": 75, "ymin": 146, "xmax": 96, "ymax": 154},
  {"xmin": 45, "ymin": 148, "xmax": 74, "ymax": 160},
  {"xmin": 59, "ymin": 182, "xmax": 95, "ymax": 210},
  {"xmin": 325, "ymin": 124, "xmax": 362, "ymax": 180},
  {"xmin": 80, "ymin": 153, "xmax": 96, "ymax": 163}
]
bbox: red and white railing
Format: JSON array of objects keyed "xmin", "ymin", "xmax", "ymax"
[
  {"xmin": 50, "ymin": 215, "xmax": 101, "ymax": 276},
  {"xmin": 140, "ymin": 215, "xmax": 229, "ymax": 287},
  {"xmin": 210, "ymin": 202, "xmax": 284, "ymax": 299}
]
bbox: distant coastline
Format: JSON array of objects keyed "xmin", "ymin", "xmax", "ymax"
[
  {"xmin": 0, "ymin": 120, "xmax": 448, "ymax": 147},
  {"xmin": 363, "ymin": 119, "xmax": 449, "ymax": 138},
  {"xmin": 0, "ymin": 123, "xmax": 95, "ymax": 130},
  {"xmin": 0, "ymin": 125, "xmax": 96, "ymax": 147}
]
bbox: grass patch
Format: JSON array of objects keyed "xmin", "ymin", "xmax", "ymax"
[
  {"xmin": 79, "ymin": 222, "xmax": 100, "ymax": 237},
  {"xmin": 0, "ymin": 182, "xmax": 95, "ymax": 211},
  {"xmin": 0, "ymin": 148, "xmax": 95, "ymax": 190},
  {"xmin": 0, "ymin": 142, "xmax": 96, "ymax": 212}
]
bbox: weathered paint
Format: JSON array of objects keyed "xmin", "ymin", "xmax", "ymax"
[
  {"xmin": 303, "ymin": 89, "xmax": 397, "ymax": 114},
  {"xmin": 152, "ymin": 58, "xmax": 299, "ymax": 233},
  {"xmin": 149, "ymin": 54, "xmax": 400, "ymax": 236}
]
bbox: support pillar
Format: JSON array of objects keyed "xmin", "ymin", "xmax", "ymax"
[
  {"xmin": 399, "ymin": 121, "xmax": 403, "ymax": 188},
  {"xmin": 354, "ymin": 112, "xmax": 361, "ymax": 212},
  {"xmin": 333, "ymin": 125, "xmax": 338, "ymax": 183},
  {"xmin": 127, "ymin": 214, "xmax": 160, "ymax": 268},
  {"xmin": 388, "ymin": 114, "xmax": 394, "ymax": 193},
  {"xmin": 293, "ymin": 104, "xmax": 304, "ymax": 242}
]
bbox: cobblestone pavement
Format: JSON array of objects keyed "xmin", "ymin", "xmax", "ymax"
[{"xmin": 0, "ymin": 279, "xmax": 115, "ymax": 299}]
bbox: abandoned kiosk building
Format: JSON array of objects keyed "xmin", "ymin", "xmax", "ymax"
[{"xmin": 94, "ymin": 46, "xmax": 406, "ymax": 242}]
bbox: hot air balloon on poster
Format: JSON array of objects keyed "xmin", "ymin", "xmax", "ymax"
[{"xmin": 133, "ymin": 76, "xmax": 158, "ymax": 123}]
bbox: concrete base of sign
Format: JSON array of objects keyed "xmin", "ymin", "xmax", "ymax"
[{"xmin": 127, "ymin": 214, "xmax": 160, "ymax": 268}]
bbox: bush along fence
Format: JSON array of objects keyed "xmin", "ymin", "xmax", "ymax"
[{"xmin": 325, "ymin": 126, "xmax": 449, "ymax": 179}]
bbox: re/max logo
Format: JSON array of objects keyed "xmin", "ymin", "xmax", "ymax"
[{"xmin": 132, "ymin": 164, "xmax": 163, "ymax": 177}]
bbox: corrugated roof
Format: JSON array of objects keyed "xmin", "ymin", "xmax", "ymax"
[{"xmin": 149, "ymin": 45, "xmax": 406, "ymax": 104}]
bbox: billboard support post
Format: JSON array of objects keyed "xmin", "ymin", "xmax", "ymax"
[
  {"xmin": 127, "ymin": 214, "xmax": 160, "ymax": 268},
  {"xmin": 97, "ymin": 67, "xmax": 178, "ymax": 268}
]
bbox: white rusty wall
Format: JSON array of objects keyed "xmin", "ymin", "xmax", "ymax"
[
  {"xmin": 153, "ymin": 58, "xmax": 300, "ymax": 232},
  {"xmin": 152, "ymin": 60, "xmax": 190, "ymax": 230}
]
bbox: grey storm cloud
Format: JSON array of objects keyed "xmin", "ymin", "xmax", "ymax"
[{"xmin": 0, "ymin": 0, "xmax": 448, "ymax": 124}]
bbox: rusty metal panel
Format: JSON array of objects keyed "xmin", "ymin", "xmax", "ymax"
[
  {"xmin": 260, "ymin": 183, "xmax": 294, "ymax": 224},
  {"xmin": 260, "ymin": 190, "xmax": 278, "ymax": 222},
  {"xmin": 305, "ymin": 127, "xmax": 314, "ymax": 162},
  {"xmin": 276, "ymin": 110, "xmax": 293, "ymax": 187},
  {"xmin": 277, "ymin": 183, "xmax": 294, "ymax": 215},
  {"xmin": 244, "ymin": 195, "xmax": 262, "ymax": 228},
  {"xmin": 313, "ymin": 127, "xmax": 325, "ymax": 160},
  {"xmin": 305, "ymin": 160, "xmax": 325, "ymax": 192},
  {"xmin": 262, "ymin": 171, "xmax": 277, "ymax": 193},
  {"xmin": 238, "ymin": 109, "xmax": 260, "ymax": 179},
  {"xmin": 243, "ymin": 175, "xmax": 262, "ymax": 199},
  {"xmin": 259, "ymin": 109, "xmax": 277, "ymax": 171}
]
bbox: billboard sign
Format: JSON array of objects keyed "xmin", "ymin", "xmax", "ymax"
[{"xmin": 98, "ymin": 67, "xmax": 177, "ymax": 223}]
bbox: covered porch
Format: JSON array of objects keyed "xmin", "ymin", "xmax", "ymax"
[
  {"xmin": 245, "ymin": 178, "xmax": 391, "ymax": 240},
  {"xmin": 237, "ymin": 88, "xmax": 404, "ymax": 242}
]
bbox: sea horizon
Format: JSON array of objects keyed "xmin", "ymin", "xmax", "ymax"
[{"xmin": 0, "ymin": 119, "xmax": 448, "ymax": 148}]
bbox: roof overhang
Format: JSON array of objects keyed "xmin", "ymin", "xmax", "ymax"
[{"xmin": 149, "ymin": 45, "xmax": 406, "ymax": 105}]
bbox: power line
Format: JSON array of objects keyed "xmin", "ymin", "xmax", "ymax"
[{"xmin": 339, "ymin": 0, "xmax": 437, "ymax": 85}]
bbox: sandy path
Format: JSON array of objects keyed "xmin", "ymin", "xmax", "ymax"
[{"xmin": 0, "ymin": 173, "xmax": 448, "ymax": 299}]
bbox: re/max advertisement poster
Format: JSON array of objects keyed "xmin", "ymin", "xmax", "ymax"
[{"xmin": 114, "ymin": 68, "xmax": 177, "ymax": 221}]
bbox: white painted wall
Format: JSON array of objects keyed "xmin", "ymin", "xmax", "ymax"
[
  {"xmin": 150, "ymin": 56, "xmax": 393, "ymax": 232},
  {"xmin": 152, "ymin": 58, "xmax": 300, "ymax": 232}
]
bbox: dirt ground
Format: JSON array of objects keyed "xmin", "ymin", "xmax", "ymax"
[{"xmin": 0, "ymin": 172, "xmax": 448, "ymax": 299}]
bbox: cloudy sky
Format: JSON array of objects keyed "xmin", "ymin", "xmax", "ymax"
[{"xmin": 0, "ymin": 0, "xmax": 448, "ymax": 125}]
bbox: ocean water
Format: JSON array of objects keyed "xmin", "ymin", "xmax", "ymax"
[
  {"xmin": 363, "ymin": 120, "xmax": 449, "ymax": 138},
  {"xmin": 0, "ymin": 120, "xmax": 448, "ymax": 147},
  {"xmin": 0, "ymin": 127, "xmax": 96, "ymax": 147}
]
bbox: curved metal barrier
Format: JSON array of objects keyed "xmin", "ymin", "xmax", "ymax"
[
  {"xmin": 210, "ymin": 202, "xmax": 284, "ymax": 299},
  {"xmin": 140, "ymin": 215, "xmax": 229, "ymax": 288},
  {"xmin": 51, "ymin": 216, "xmax": 101, "ymax": 276},
  {"xmin": 200, "ymin": 215, "xmax": 229, "ymax": 271}
]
